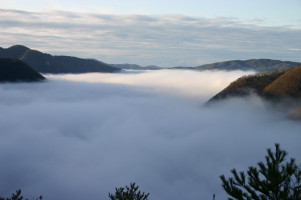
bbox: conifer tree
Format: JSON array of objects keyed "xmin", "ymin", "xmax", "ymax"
[
  {"xmin": 0, "ymin": 190, "xmax": 42, "ymax": 200},
  {"xmin": 108, "ymin": 183, "xmax": 149, "ymax": 200},
  {"xmin": 220, "ymin": 144, "xmax": 301, "ymax": 200}
]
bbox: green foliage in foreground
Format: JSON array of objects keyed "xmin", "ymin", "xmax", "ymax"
[
  {"xmin": 109, "ymin": 183, "xmax": 149, "ymax": 200},
  {"xmin": 0, "ymin": 189, "xmax": 42, "ymax": 200},
  {"xmin": 220, "ymin": 144, "xmax": 301, "ymax": 200}
]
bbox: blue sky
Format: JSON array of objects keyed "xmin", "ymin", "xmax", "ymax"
[{"xmin": 1, "ymin": 0, "xmax": 300, "ymax": 66}]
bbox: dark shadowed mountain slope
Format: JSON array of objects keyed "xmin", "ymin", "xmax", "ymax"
[
  {"xmin": 0, "ymin": 45, "xmax": 120, "ymax": 74},
  {"xmin": 196, "ymin": 59, "xmax": 300, "ymax": 72},
  {"xmin": 207, "ymin": 65, "xmax": 301, "ymax": 103},
  {"xmin": 0, "ymin": 58, "xmax": 45, "ymax": 82}
]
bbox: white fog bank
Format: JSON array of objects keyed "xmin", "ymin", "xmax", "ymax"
[
  {"xmin": 0, "ymin": 70, "xmax": 300, "ymax": 200},
  {"xmin": 46, "ymin": 69, "xmax": 254, "ymax": 100}
]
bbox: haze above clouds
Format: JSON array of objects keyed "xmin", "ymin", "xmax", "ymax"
[{"xmin": 0, "ymin": 70, "xmax": 300, "ymax": 200}]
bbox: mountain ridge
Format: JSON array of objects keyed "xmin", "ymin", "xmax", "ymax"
[
  {"xmin": 207, "ymin": 65, "xmax": 301, "ymax": 104},
  {"xmin": 195, "ymin": 59, "xmax": 300, "ymax": 72},
  {"xmin": 0, "ymin": 45, "xmax": 120, "ymax": 74},
  {"xmin": 2, "ymin": 45, "xmax": 300, "ymax": 73}
]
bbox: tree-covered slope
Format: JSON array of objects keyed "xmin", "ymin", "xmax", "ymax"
[
  {"xmin": 0, "ymin": 58, "xmax": 45, "ymax": 82},
  {"xmin": 264, "ymin": 65, "xmax": 301, "ymax": 97},
  {"xmin": 0, "ymin": 45, "xmax": 120, "ymax": 73},
  {"xmin": 208, "ymin": 71, "xmax": 285, "ymax": 102},
  {"xmin": 207, "ymin": 65, "xmax": 301, "ymax": 103}
]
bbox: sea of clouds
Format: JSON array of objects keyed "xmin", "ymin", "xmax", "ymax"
[{"xmin": 0, "ymin": 69, "xmax": 300, "ymax": 200}]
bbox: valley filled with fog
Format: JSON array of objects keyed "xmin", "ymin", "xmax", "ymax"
[{"xmin": 0, "ymin": 69, "xmax": 300, "ymax": 200}]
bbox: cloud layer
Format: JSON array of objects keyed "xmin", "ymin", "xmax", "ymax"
[
  {"xmin": 0, "ymin": 9, "xmax": 300, "ymax": 67},
  {"xmin": 47, "ymin": 69, "xmax": 253, "ymax": 99},
  {"xmin": 0, "ymin": 70, "xmax": 300, "ymax": 200}
]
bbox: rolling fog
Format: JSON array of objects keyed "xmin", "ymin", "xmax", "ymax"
[{"xmin": 0, "ymin": 70, "xmax": 300, "ymax": 200}]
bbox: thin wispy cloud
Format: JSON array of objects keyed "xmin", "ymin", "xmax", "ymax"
[{"xmin": 0, "ymin": 9, "xmax": 300, "ymax": 67}]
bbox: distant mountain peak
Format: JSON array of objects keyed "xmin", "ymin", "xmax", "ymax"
[
  {"xmin": 7, "ymin": 44, "xmax": 30, "ymax": 51},
  {"xmin": 4, "ymin": 45, "xmax": 31, "ymax": 59}
]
